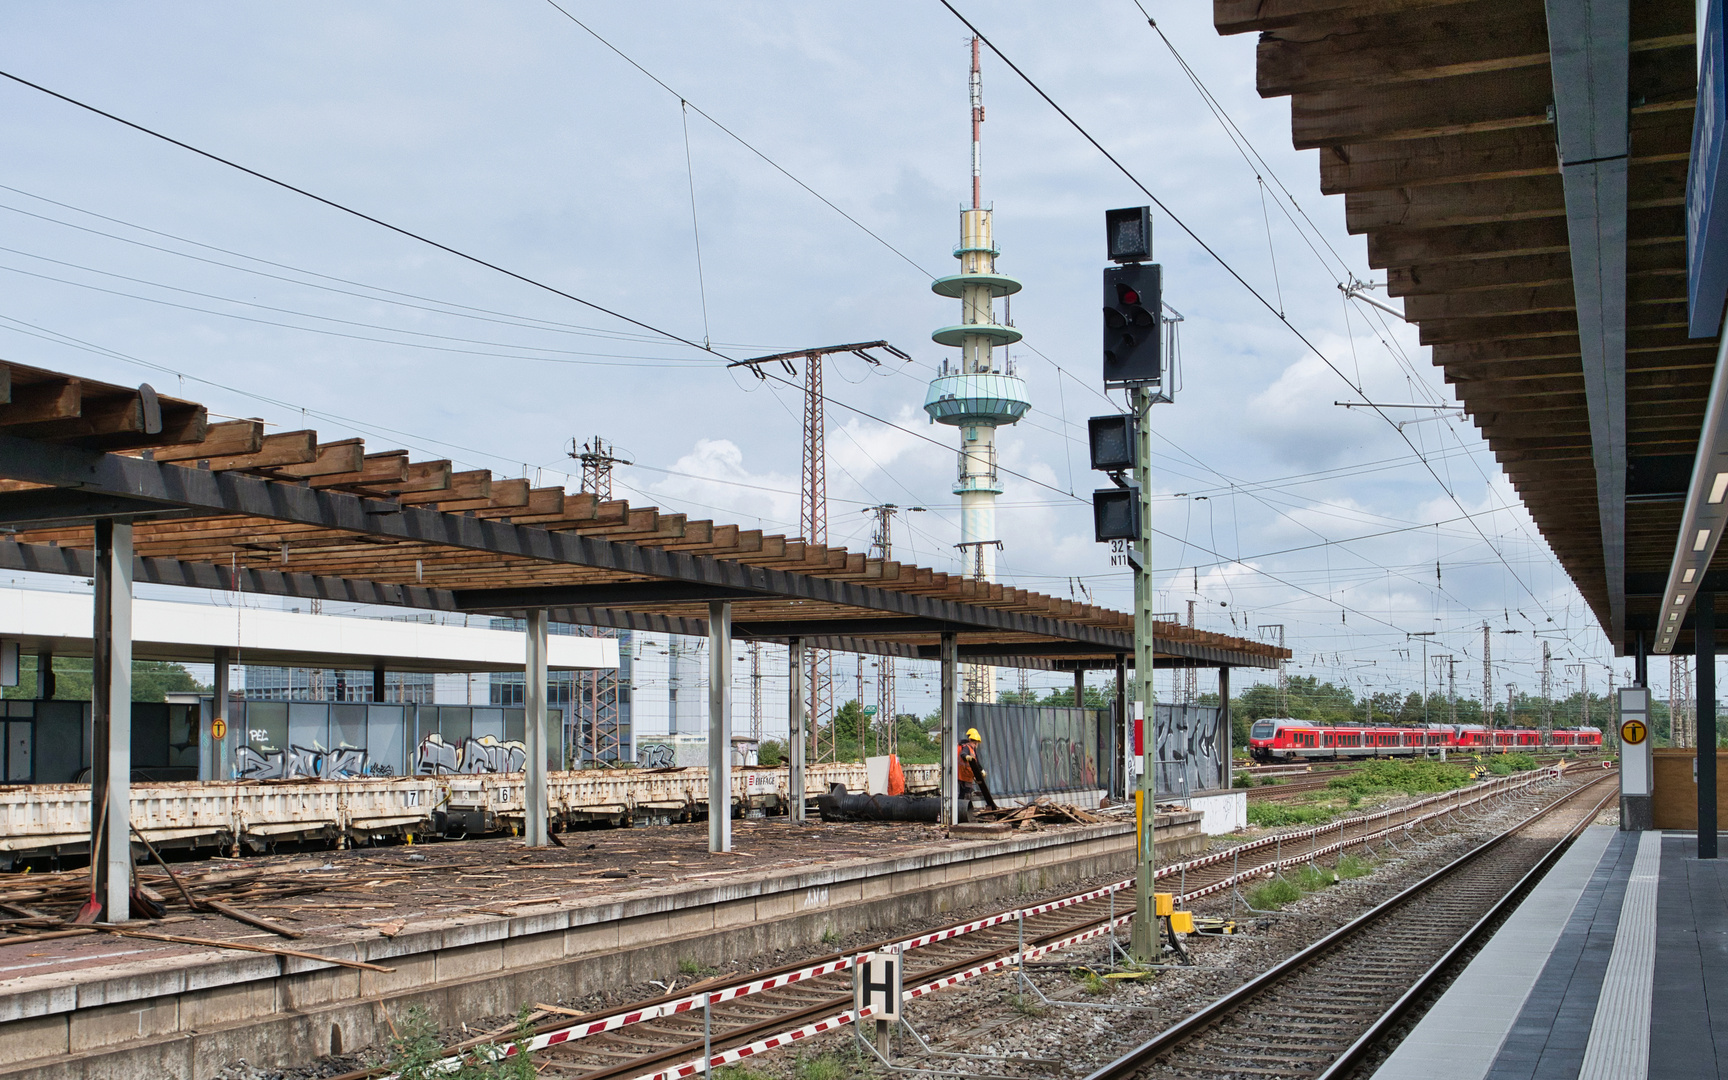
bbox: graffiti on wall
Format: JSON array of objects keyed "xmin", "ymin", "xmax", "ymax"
[
  {"xmin": 413, "ymin": 733, "xmax": 528, "ymax": 775},
  {"xmin": 1152, "ymin": 704, "xmax": 1224, "ymax": 796},
  {"xmin": 636, "ymin": 742, "xmax": 676, "ymax": 769},
  {"xmin": 960, "ymin": 705, "xmax": 1101, "ymax": 798},
  {"xmin": 237, "ymin": 744, "xmax": 373, "ymax": 781}
]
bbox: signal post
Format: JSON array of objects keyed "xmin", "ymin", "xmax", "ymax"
[{"xmin": 1087, "ymin": 206, "xmax": 1169, "ymax": 963}]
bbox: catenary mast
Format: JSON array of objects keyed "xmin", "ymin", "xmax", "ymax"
[{"xmin": 924, "ymin": 36, "xmax": 1031, "ymax": 703}]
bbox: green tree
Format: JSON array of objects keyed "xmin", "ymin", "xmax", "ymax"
[{"xmin": 3, "ymin": 655, "xmax": 207, "ymax": 702}]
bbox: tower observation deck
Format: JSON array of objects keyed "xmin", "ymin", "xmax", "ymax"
[{"xmin": 923, "ymin": 37, "xmax": 1030, "ymax": 702}]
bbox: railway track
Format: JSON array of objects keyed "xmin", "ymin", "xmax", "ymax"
[
  {"xmin": 325, "ymin": 768, "xmax": 1580, "ymax": 1080},
  {"xmin": 1083, "ymin": 772, "xmax": 1615, "ymax": 1080}
]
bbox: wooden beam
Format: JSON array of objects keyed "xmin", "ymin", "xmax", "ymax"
[
  {"xmin": 1288, "ymin": 45, "xmax": 1693, "ymax": 148},
  {"xmin": 1257, "ymin": 1, "xmax": 1548, "ymax": 98},
  {"xmin": 1387, "ymin": 244, "xmax": 1684, "ymax": 295},
  {"xmin": 1368, "ymin": 205, "xmax": 1682, "ymax": 266},
  {"xmin": 198, "ymin": 430, "xmax": 319, "ymax": 472},
  {"xmin": 0, "ymin": 378, "xmax": 78, "ymax": 427},
  {"xmin": 143, "ymin": 420, "xmax": 264, "ymax": 464},
  {"xmin": 1345, "ymin": 161, "xmax": 1681, "ymax": 234},
  {"xmin": 1216, "ymin": 0, "xmax": 1479, "ymax": 36},
  {"xmin": 274, "ymin": 438, "xmax": 366, "ymax": 479}
]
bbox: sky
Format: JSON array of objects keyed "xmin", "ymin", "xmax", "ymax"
[{"xmin": 0, "ymin": 2, "xmax": 1638, "ymax": 734}]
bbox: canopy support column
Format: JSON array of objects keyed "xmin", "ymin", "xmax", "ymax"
[
  {"xmin": 34, "ymin": 645, "xmax": 52, "ymax": 700},
  {"xmin": 1219, "ymin": 666, "xmax": 1231, "ymax": 789},
  {"xmin": 1700, "ymin": 591, "xmax": 1717, "ymax": 860},
  {"xmin": 524, "ymin": 610, "xmax": 549, "ymax": 847},
  {"xmin": 709, "ymin": 601, "xmax": 732, "ymax": 852},
  {"xmin": 940, "ymin": 632, "xmax": 959, "ymax": 827},
  {"xmin": 788, "ymin": 637, "xmax": 805, "ymax": 824},
  {"xmin": 205, "ymin": 647, "xmax": 230, "ymax": 782},
  {"xmin": 91, "ymin": 519, "xmax": 133, "ymax": 922}
]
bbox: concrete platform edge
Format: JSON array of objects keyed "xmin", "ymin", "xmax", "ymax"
[
  {"xmin": 0, "ymin": 823, "xmax": 1135, "ymax": 1080},
  {"xmin": 1371, "ymin": 824, "xmax": 1615, "ymax": 1080}
]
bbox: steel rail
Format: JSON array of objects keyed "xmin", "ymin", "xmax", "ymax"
[
  {"xmin": 1081, "ymin": 773, "xmax": 1615, "ymax": 1080},
  {"xmin": 1314, "ymin": 779, "xmax": 1618, "ymax": 1080},
  {"xmin": 322, "ymin": 768, "xmax": 1568, "ymax": 1080},
  {"xmin": 526, "ymin": 771, "xmax": 1575, "ymax": 1079}
]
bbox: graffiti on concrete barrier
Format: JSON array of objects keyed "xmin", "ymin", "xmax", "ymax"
[
  {"xmin": 1153, "ymin": 703, "xmax": 1224, "ymax": 796},
  {"xmin": 958, "ymin": 705, "xmax": 1101, "ymax": 798},
  {"xmin": 413, "ymin": 733, "xmax": 528, "ymax": 775},
  {"xmin": 636, "ymin": 741, "xmax": 676, "ymax": 769},
  {"xmin": 236, "ymin": 743, "xmax": 372, "ymax": 781}
]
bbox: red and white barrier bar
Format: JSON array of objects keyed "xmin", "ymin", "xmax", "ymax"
[
  {"xmin": 635, "ymin": 915, "xmax": 1137, "ymax": 1079},
  {"xmin": 402, "ymin": 767, "xmax": 1561, "ymax": 1076}
]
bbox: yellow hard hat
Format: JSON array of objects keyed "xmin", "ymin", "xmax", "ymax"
[{"xmin": 966, "ymin": 728, "xmax": 982, "ymax": 741}]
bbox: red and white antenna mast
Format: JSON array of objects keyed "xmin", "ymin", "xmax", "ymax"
[{"xmin": 970, "ymin": 35, "xmax": 984, "ymax": 209}]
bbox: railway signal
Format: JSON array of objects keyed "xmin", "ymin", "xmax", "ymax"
[
  {"xmin": 1092, "ymin": 205, "xmax": 1167, "ymax": 963},
  {"xmin": 1103, "ymin": 263, "xmax": 1162, "ymax": 389}
]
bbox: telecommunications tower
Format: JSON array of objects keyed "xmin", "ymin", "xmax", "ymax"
[{"xmin": 923, "ymin": 36, "xmax": 1032, "ymax": 703}]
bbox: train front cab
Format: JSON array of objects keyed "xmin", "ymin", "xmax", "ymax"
[{"xmin": 1249, "ymin": 718, "xmax": 1319, "ymax": 761}]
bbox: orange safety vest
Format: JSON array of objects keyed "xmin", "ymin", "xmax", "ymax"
[{"xmin": 958, "ymin": 744, "xmax": 977, "ymax": 783}]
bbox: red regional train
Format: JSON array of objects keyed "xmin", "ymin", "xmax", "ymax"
[{"xmin": 1248, "ymin": 718, "xmax": 1604, "ymax": 761}]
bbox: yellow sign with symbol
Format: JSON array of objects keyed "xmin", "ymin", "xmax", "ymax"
[
  {"xmin": 1620, "ymin": 718, "xmax": 1647, "ymax": 745},
  {"xmin": 211, "ymin": 718, "xmax": 227, "ymax": 740}
]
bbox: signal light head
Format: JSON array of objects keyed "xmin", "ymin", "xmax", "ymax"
[{"xmin": 1117, "ymin": 284, "xmax": 1140, "ymax": 305}]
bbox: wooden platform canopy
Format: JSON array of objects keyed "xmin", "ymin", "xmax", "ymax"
[
  {"xmin": 0, "ymin": 359, "xmax": 1283, "ymax": 672},
  {"xmin": 0, "ymin": 356, "xmax": 1287, "ymax": 889},
  {"xmin": 1216, "ymin": 0, "xmax": 1709, "ymax": 657}
]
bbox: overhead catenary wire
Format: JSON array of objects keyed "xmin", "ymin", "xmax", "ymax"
[
  {"xmin": 0, "ymin": 70, "xmax": 1535, "ymax": 629},
  {"xmin": 0, "ymin": 66, "xmax": 723, "ymax": 360},
  {"xmin": 1134, "ymin": 8, "xmax": 1573, "ymax": 628},
  {"xmin": 933, "ymin": 0, "xmax": 1558, "ymax": 627},
  {"xmin": 0, "ymin": 45, "xmax": 1582, "ymax": 681},
  {"xmin": 679, "ymin": 100, "xmax": 713, "ymax": 348},
  {"xmin": 541, "ymin": 0, "xmax": 937, "ymax": 282}
]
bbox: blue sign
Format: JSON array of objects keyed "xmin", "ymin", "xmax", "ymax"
[{"xmin": 1690, "ymin": 0, "xmax": 1728, "ymax": 337}]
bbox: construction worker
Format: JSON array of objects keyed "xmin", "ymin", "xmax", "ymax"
[{"xmin": 958, "ymin": 728, "xmax": 998, "ymax": 812}]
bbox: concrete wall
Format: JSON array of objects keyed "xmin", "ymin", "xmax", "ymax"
[{"xmin": 0, "ymin": 824, "xmax": 1134, "ymax": 1080}]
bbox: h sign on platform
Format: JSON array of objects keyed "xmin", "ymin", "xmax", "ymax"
[{"xmin": 854, "ymin": 951, "xmax": 902, "ymax": 1022}]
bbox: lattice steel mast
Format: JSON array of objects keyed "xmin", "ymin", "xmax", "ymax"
[
  {"xmin": 569, "ymin": 436, "xmax": 632, "ymax": 762},
  {"xmin": 863, "ymin": 503, "xmax": 921, "ymax": 754},
  {"xmin": 731, "ymin": 342, "xmax": 910, "ymax": 763}
]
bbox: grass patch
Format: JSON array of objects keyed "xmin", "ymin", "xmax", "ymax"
[
  {"xmin": 1233, "ymin": 771, "xmax": 1253, "ymax": 789},
  {"xmin": 1335, "ymin": 854, "xmax": 1375, "ymax": 880},
  {"xmin": 1487, "ymin": 752, "xmax": 1539, "ymax": 775},
  {"xmin": 713, "ymin": 1068, "xmax": 775, "ymax": 1080},
  {"xmin": 820, "ymin": 925, "xmax": 842, "ymax": 946},
  {"xmin": 676, "ymin": 957, "xmax": 715, "ymax": 977},
  {"xmin": 1247, "ymin": 801, "xmax": 1337, "ymax": 827},
  {"xmin": 1289, "ymin": 863, "xmax": 1338, "ymax": 892},
  {"xmin": 793, "ymin": 1051, "xmax": 858, "ymax": 1080},
  {"xmin": 1327, "ymin": 759, "xmax": 1473, "ymax": 798},
  {"xmin": 1070, "ymin": 967, "xmax": 1110, "ymax": 995},
  {"xmin": 1246, "ymin": 876, "xmax": 1301, "ymax": 910},
  {"xmin": 1259, "ymin": 775, "xmax": 1282, "ymax": 786},
  {"xmin": 385, "ymin": 1005, "xmax": 537, "ymax": 1080},
  {"xmin": 1008, "ymin": 992, "xmax": 1046, "ymax": 1016}
]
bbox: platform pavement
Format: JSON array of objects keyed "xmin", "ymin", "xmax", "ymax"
[{"xmin": 1372, "ymin": 826, "xmax": 1728, "ymax": 1080}]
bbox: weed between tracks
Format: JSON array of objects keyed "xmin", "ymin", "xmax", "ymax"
[
  {"xmin": 1485, "ymin": 752, "xmax": 1539, "ymax": 775},
  {"xmin": 386, "ymin": 1006, "xmax": 536, "ymax": 1080},
  {"xmin": 1247, "ymin": 854, "xmax": 1378, "ymax": 910},
  {"xmin": 1247, "ymin": 760, "xmax": 1479, "ymax": 828},
  {"xmin": 1246, "ymin": 802, "xmax": 1335, "ymax": 827}
]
